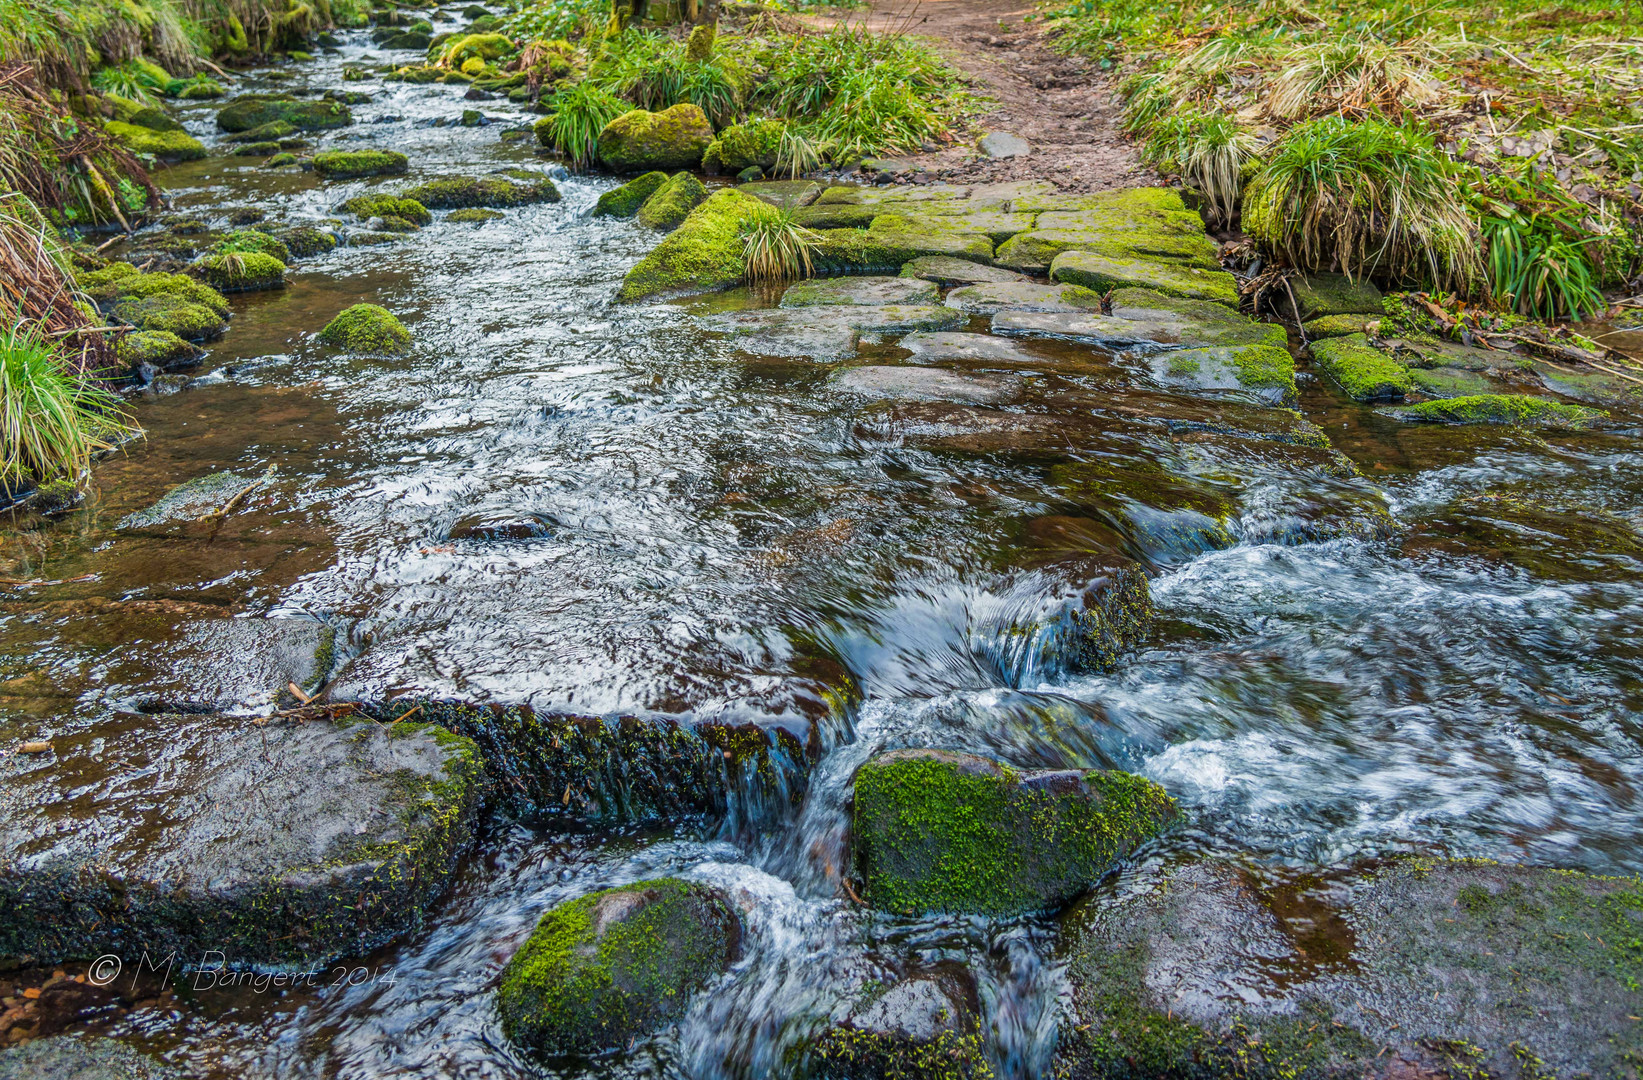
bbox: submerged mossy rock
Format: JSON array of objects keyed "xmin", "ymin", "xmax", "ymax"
[
  {"xmin": 192, "ymin": 251, "xmax": 286, "ymax": 293},
  {"xmin": 448, "ymin": 207, "xmax": 504, "ymax": 223},
  {"xmin": 635, "ymin": 170, "xmax": 708, "ymax": 231},
  {"xmin": 1401, "ymin": 492, "xmax": 1643, "ymax": 581},
  {"xmin": 0, "ymin": 711, "xmax": 482, "ymax": 970},
  {"xmin": 852, "ymin": 750, "xmax": 1177, "ymax": 916},
  {"xmin": 225, "ymin": 119, "xmax": 296, "ymax": 143},
  {"xmin": 496, "ymin": 878, "xmax": 739, "ymax": 1057},
  {"xmin": 1382, "ymin": 393, "xmax": 1605, "ymax": 428},
  {"xmin": 812, "ymin": 970, "xmax": 993, "ymax": 1080},
  {"xmin": 1056, "ymin": 859, "xmax": 1643, "ymax": 1080},
  {"xmin": 618, "ymin": 187, "xmax": 771, "ymax": 302},
  {"xmin": 318, "ymin": 303, "xmax": 412, "ymax": 354},
  {"xmin": 340, "ymin": 193, "xmax": 433, "ymax": 226},
  {"xmin": 278, "ymin": 225, "xmax": 338, "ymax": 258},
  {"xmin": 399, "ymin": 174, "xmax": 559, "ymax": 209},
  {"xmin": 1145, "ymin": 344, "xmax": 1297, "ymax": 404},
  {"xmin": 596, "ymin": 103, "xmax": 714, "ymax": 173},
  {"xmin": 1310, "ymin": 333, "xmax": 1411, "ymax": 401},
  {"xmin": 116, "ymin": 329, "xmax": 200, "ymax": 371},
  {"xmin": 103, "ymin": 121, "xmax": 206, "ymax": 161},
  {"xmin": 703, "ymin": 118, "xmax": 784, "ymax": 174},
  {"xmin": 215, "ymin": 94, "xmax": 352, "ymax": 132},
  {"xmin": 995, "ymin": 288, "xmax": 1285, "ymax": 352},
  {"xmin": 592, "ymin": 170, "xmax": 668, "ymax": 218},
  {"xmin": 311, "ymin": 149, "xmax": 409, "ymax": 179},
  {"xmin": 112, "ymin": 295, "xmax": 226, "ymax": 341}
]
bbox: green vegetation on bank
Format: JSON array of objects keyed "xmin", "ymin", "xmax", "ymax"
[{"xmin": 1042, "ymin": 0, "xmax": 1643, "ymax": 323}]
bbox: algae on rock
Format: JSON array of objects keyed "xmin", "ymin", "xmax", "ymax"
[
  {"xmin": 635, "ymin": 171, "xmax": 708, "ymax": 231},
  {"xmin": 1310, "ymin": 333, "xmax": 1411, "ymax": 401},
  {"xmin": 592, "ymin": 171, "xmax": 669, "ymax": 218},
  {"xmin": 318, "ymin": 304, "xmax": 412, "ymax": 354},
  {"xmin": 618, "ymin": 188, "xmax": 774, "ymax": 302},
  {"xmin": 596, "ymin": 104, "xmax": 715, "ymax": 173},
  {"xmin": 312, "ymin": 149, "xmax": 409, "ymax": 179}
]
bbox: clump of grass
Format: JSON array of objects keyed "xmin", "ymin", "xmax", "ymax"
[
  {"xmin": 1477, "ymin": 170, "xmax": 1610, "ymax": 322},
  {"xmin": 0, "ymin": 193, "xmax": 114, "ymax": 374},
  {"xmin": 775, "ymin": 127, "xmax": 827, "ymax": 179},
  {"xmin": 1140, "ymin": 106, "xmax": 1257, "ymax": 226},
  {"xmin": 540, "ymin": 80, "xmax": 627, "ymax": 167},
  {"xmin": 1267, "ymin": 35, "xmax": 1443, "ymax": 121},
  {"xmin": 742, "ymin": 203, "xmax": 820, "ymax": 282},
  {"xmin": 1242, "ymin": 115, "xmax": 1481, "ymax": 290},
  {"xmin": 0, "ymin": 319, "xmax": 130, "ymax": 485}
]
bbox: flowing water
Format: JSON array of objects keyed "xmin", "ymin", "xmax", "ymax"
[{"xmin": 4, "ymin": 24, "xmax": 1643, "ymax": 1079}]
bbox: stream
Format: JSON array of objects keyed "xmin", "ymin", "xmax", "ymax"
[{"xmin": 3, "ymin": 23, "xmax": 1643, "ymax": 1080}]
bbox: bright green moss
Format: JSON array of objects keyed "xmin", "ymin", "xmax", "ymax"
[
  {"xmin": 447, "ymin": 207, "xmax": 504, "ymax": 223},
  {"xmin": 230, "ymin": 141, "xmax": 281, "ymax": 157},
  {"xmin": 496, "ymin": 878, "xmax": 737, "ymax": 1057},
  {"xmin": 597, "ymin": 104, "xmax": 715, "ymax": 173},
  {"xmin": 192, "ymin": 251, "xmax": 285, "ymax": 292},
  {"xmin": 213, "ymin": 229, "xmax": 292, "ymax": 264},
  {"xmin": 399, "ymin": 175, "xmax": 560, "ymax": 209},
  {"xmin": 311, "ymin": 149, "xmax": 409, "ymax": 179},
  {"xmin": 1392, "ymin": 394, "xmax": 1606, "ymax": 428},
  {"xmin": 278, "ymin": 226, "xmax": 337, "ymax": 257},
  {"xmin": 340, "ymin": 194, "xmax": 432, "ymax": 226},
  {"xmin": 438, "ymin": 32, "xmax": 515, "ymax": 66},
  {"xmin": 592, "ymin": 171, "xmax": 669, "ymax": 218},
  {"xmin": 113, "ymin": 296, "xmax": 226, "ymax": 340},
  {"xmin": 852, "ymin": 751, "xmax": 1177, "ymax": 916},
  {"xmin": 706, "ymin": 118, "xmax": 784, "ymax": 173},
  {"xmin": 1407, "ymin": 366, "xmax": 1495, "ymax": 397},
  {"xmin": 815, "ymin": 1025, "xmax": 994, "ymax": 1080},
  {"xmin": 75, "ymin": 261, "xmax": 140, "ymax": 299},
  {"xmin": 215, "ymin": 95, "xmax": 352, "ymax": 132},
  {"xmin": 1228, "ymin": 344, "xmax": 1296, "ymax": 393},
  {"xmin": 103, "ymin": 121, "xmax": 206, "ymax": 161},
  {"xmin": 317, "ymin": 303, "xmax": 412, "ymax": 354},
  {"xmin": 635, "ymin": 171, "xmax": 707, "ymax": 231},
  {"xmin": 111, "ymin": 272, "xmax": 231, "ymax": 317},
  {"xmin": 1051, "ymin": 248, "xmax": 1240, "ymax": 306},
  {"xmin": 225, "ymin": 120, "xmax": 296, "ymax": 144},
  {"xmin": 1302, "ymin": 313, "xmax": 1372, "ymax": 338},
  {"xmin": 115, "ymin": 329, "xmax": 198, "ymax": 369},
  {"xmin": 618, "ymin": 188, "xmax": 774, "ymax": 302},
  {"xmin": 1309, "ymin": 332, "xmax": 1412, "ymax": 401}
]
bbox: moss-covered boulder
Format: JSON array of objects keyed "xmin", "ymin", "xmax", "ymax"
[
  {"xmin": 213, "ymin": 229, "xmax": 292, "ymax": 264},
  {"xmin": 1056, "ymin": 859, "xmax": 1643, "ymax": 1080},
  {"xmin": 496, "ymin": 878, "xmax": 740, "ymax": 1057},
  {"xmin": 116, "ymin": 329, "xmax": 200, "ymax": 371},
  {"xmin": 635, "ymin": 170, "xmax": 708, "ymax": 230},
  {"xmin": 618, "ymin": 187, "xmax": 771, "ymax": 302},
  {"xmin": 1384, "ymin": 393, "xmax": 1605, "ymax": 428},
  {"xmin": 812, "ymin": 970, "xmax": 992, "ymax": 1080},
  {"xmin": 215, "ymin": 94, "xmax": 352, "ymax": 132},
  {"xmin": 1289, "ymin": 272, "xmax": 1383, "ymax": 320},
  {"xmin": 399, "ymin": 174, "xmax": 560, "ymax": 209},
  {"xmin": 448, "ymin": 207, "xmax": 504, "ymax": 223},
  {"xmin": 279, "ymin": 225, "xmax": 338, "ymax": 258},
  {"xmin": 230, "ymin": 140, "xmax": 281, "ymax": 157},
  {"xmin": 1302, "ymin": 313, "xmax": 1373, "ymax": 338},
  {"xmin": 192, "ymin": 251, "xmax": 286, "ymax": 293},
  {"xmin": 312, "ymin": 149, "xmax": 409, "ymax": 179},
  {"xmin": 1145, "ymin": 344, "xmax": 1298, "ymax": 404},
  {"xmin": 703, "ymin": 118, "xmax": 784, "ymax": 174},
  {"xmin": 103, "ymin": 121, "xmax": 206, "ymax": 161},
  {"xmin": 438, "ymin": 31, "xmax": 515, "ymax": 66},
  {"xmin": 318, "ymin": 303, "xmax": 412, "ymax": 354},
  {"xmin": 82, "ymin": 268, "xmax": 231, "ymax": 319},
  {"xmin": 591, "ymin": 172, "xmax": 667, "ymax": 220},
  {"xmin": 852, "ymin": 750, "xmax": 1177, "ymax": 916},
  {"xmin": 597, "ymin": 104, "xmax": 714, "ymax": 173},
  {"xmin": 1310, "ymin": 332, "xmax": 1411, "ymax": 401},
  {"xmin": 112, "ymin": 296, "xmax": 227, "ymax": 341},
  {"xmin": 127, "ymin": 106, "xmax": 182, "ymax": 132},
  {"xmin": 340, "ymin": 194, "xmax": 433, "ymax": 226},
  {"xmin": 224, "ymin": 119, "xmax": 296, "ymax": 143}
]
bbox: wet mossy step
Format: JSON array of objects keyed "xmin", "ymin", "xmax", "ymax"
[
  {"xmin": 1056, "ymin": 859, "xmax": 1643, "ymax": 1080},
  {"xmin": 0, "ymin": 711, "xmax": 482, "ymax": 970},
  {"xmin": 348, "ymin": 699, "xmax": 811, "ymax": 827}
]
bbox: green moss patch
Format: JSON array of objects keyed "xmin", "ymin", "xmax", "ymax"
[
  {"xmin": 213, "ymin": 229, "xmax": 292, "ymax": 264},
  {"xmin": 399, "ymin": 174, "xmax": 560, "ymax": 209},
  {"xmin": 496, "ymin": 878, "xmax": 738, "ymax": 1057},
  {"xmin": 995, "ymin": 188, "xmax": 1219, "ymax": 276},
  {"xmin": 1309, "ymin": 332, "xmax": 1412, "ymax": 401},
  {"xmin": 705, "ymin": 118, "xmax": 784, "ymax": 173},
  {"xmin": 597, "ymin": 104, "xmax": 715, "ymax": 173},
  {"xmin": 113, "ymin": 295, "xmax": 227, "ymax": 341},
  {"xmin": 635, "ymin": 171, "xmax": 708, "ymax": 231},
  {"xmin": 852, "ymin": 750, "xmax": 1177, "ymax": 916},
  {"xmin": 115, "ymin": 329, "xmax": 199, "ymax": 370},
  {"xmin": 1387, "ymin": 394, "xmax": 1605, "ymax": 428},
  {"xmin": 1302, "ymin": 313, "xmax": 1373, "ymax": 338},
  {"xmin": 216, "ymin": 94, "xmax": 352, "ymax": 132},
  {"xmin": 192, "ymin": 251, "xmax": 286, "ymax": 293},
  {"xmin": 593, "ymin": 171, "xmax": 669, "ymax": 218},
  {"xmin": 1051, "ymin": 248, "xmax": 1240, "ymax": 306},
  {"xmin": 447, "ymin": 207, "xmax": 504, "ymax": 223},
  {"xmin": 312, "ymin": 149, "xmax": 409, "ymax": 179},
  {"xmin": 318, "ymin": 303, "xmax": 411, "ymax": 354},
  {"xmin": 278, "ymin": 225, "xmax": 338, "ymax": 258},
  {"xmin": 340, "ymin": 194, "xmax": 433, "ymax": 226},
  {"xmin": 619, "ymin": 187, "xmax": 773, "ymax": 302},
  {"xmin": 103, "ymin": 121, "xmax": 206, "ymax": 161}
]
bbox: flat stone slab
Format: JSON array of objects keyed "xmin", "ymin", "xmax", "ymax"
[
  {"xmin": 835, "ymin": 365, "xmax": 1021, "ymax": 404},
  {"xmin": 993, "ymin": 188, "xmax": 1221, "ymax": 276},
  {"xmin": 737, "ymin": 180, "xmax": 823, "ymax": 208},
  {"xmin": 1290, "ymin": 272, "xmax": 1383, "ymax": 319},
  {"xmin": 117, "ymin": 470, "xmax": 268, "ymax": 531},
  {"xmin": 995, "ymin": 290, "xmax": 1286, "ymax": 350},
  {"xmin": 1143, "ymin": 345, "xmax": 1297, "ymax": 404},
  {"xmin": 0, "ymin": 711, "xmax": 482, "ymax": 970},
  {"xmin": 900, "ymin": 256, "xmax": 1029, "ymax": 286},
  {"xmin": 1051, "ymin": 249, "xmax": 1240, "ymax": 306},
  {"xmin": 977, "ymin": 131, "xmax": 1031, "ymax": 159},
  {"xmin": 707, "ymin": 305, "xmax": 964, "ymax": 358},
  {"xmin": 900, "ymin": 331, "xmax": 1043, "ymax": 364},
  {"xmin": 945, "ymin": 281, "xmax": 1103, "ymax": 315},
  {"xmin": 780, "ymin": 275, "xmax": 938, "ymax": 308}
]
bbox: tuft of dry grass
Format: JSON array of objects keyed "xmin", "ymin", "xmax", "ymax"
[
  {"xmin": 0, "ymin": 192, "xmax": 113, "ymax": 374},
  {"xmin": 1266, "ymin": 35, "xmax": 1445, "ymax": 121}
]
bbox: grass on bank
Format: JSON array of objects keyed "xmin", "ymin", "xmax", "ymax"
[
  {"xmin": 742, "ymin": 203, "xmax": 821, "ymax": 281},
  {"xmin": 1043, "ymin": 0, "xmax": 1643, "ymax": 321}
]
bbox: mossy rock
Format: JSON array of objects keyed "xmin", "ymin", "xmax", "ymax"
[
  {"xmin": 278, "ymin": 226, "xmax": 338, "ymax": 257},
  {"xmin": 1106, "ymin": 288, "xmax": 1288, "ymax": 349},
  {"xmin": 127, "ymin": 106, "xmax": 182, "ymax": 132},
  {"xmin": 112, "ymin": 295, "xmax": 227, "ymax": 341},
  {"xmin": 1289, "ymin": 272, "xmax": 1383, "ymax": 320},
  {"xmin": 340, "ymin": 194, "xmax": 432, "ymax": 226},
  {"xmin": 381, "ymin": 30, "xmax": 432, "ymax": 49},
  {"xmin": 995, "ymin": 187, "xmax": 1218, "ymax": 276},
  {"xmin": 1302, "ymin": 313, "xmax": 1372, "ymax": 338},
  {"xmin": 496, "ymin": 878, "xmax": 739, "ymax": 1057},
  {"xmin": 704, "ymin": 118, "xmax": 784, "ymax": 174},
  {"xmin": 739, "ymin": 179, "xmax": 823, "ymax": 209},
  {"xmin": 852, "ymin": 750, "xmax": 1178, "ymax": 916},
  {"xmin": 1406, "ymin": 365, "xmax": 1496, "ymax": 398},
  {"xmin": 438, "ymin": 31, "xmax": 515, "ymax": 66},
  {"xmin": 1400, "ymin": 492, "xmax": 1643, "ymax": 581},
  {"xmin": 592, "ymin": 170, "xmax": 669, "ymax": 218},
  {"xmin": 192, "ymin": 252, "xmax": 286, "ymax": 293},
  {"xmin": 619, "ymin": 187, "xmax": 773, "ymax": 302},
  {"xmin": 447, "ymin": 207, "xmax": 504, "ymax": 223},
  {"xmin": 103, "ymin": 121, "xmax": 206, "ymax": 162},
  {"xmin": 596, "ymin": 104, "xmax": 714, "ymax": 173},
  {"xmin": 1146, "ymin": 344, "xmax": 1298, "ymax": 404},
  {"xmin": 312, "ymin": 149, "xmax": 409, "ymax": 179},
  {"xmin": 179, "ymin": 79, "xmax": 225, "ymax": 100},
  {"xmin": 215, "ymin": 95, "xmax": 352, "ymax": 132},
  {"xmin": 225, "ymin": 120, "xmax": 296, "ymax": 143},
  {"xmin": 75, "ymin": 261, "xmax": 140, "ymax": 298},
  {"xmin": 115, "ymin": 329, "xmax": 200, "ymax": 371},
  {"xmin": 1050, "ymin": 249, "xmax": 1240, "ymax": 306},
  {"xmin": 635, "ymin": 170, "xmax": 707, "ymax": 231},
  {"xmin": 812, "ymin": 971, "xmax": 993, "ymax": 1080},
  {"xmin": 1384, "ymin": 393, "xmax": 1605, "ymax": 428},
  {"xmin": 1310, "ymin": 333, "xmax": 1411, "ymax": 402},
  {"xmin": 213, "ymin": 229, "xmax": 292, "ymax": 264},
  {"xmin": 230, "ymin": 141, "xmax": 281, "ymax": 157},
  {"xmin": 399, "ymin": 174, "xmax": 560, "ymax": 209},
  {"xmin": 318, "ymin": 303, "xmax": 412, "ymax": 354},
  {"xmin": 103, "ymin": 270, "xmax": 230, "ymax": 317}
]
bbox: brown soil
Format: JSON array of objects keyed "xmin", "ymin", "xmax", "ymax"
[{"xmin": 798, "ymin": 0, "xmax": 1156, "ymax": 192}]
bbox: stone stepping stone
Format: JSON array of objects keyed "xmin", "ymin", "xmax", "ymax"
[
  {"xmin": 901, "ymin": 256, "xmax": 1029, "ymax": 286},
  {"xmin": 1288, "ymin": 272, "xmax": 1384, "ymax": 320},
  {"xmin": 1051, "ymin": 249, "xmax": 1240, "ymax": 306},
  {"xmin": 977, "ymin": 131, "xmax": 1031, "ymax": 158},
  {"xmin": 900, "ymin": 331, "xmax": 1043, "ymax": 364},
  {"xmin": 707, "ymin": 305, "xmax": 965, "ymax": 358},
  {"xmin": 996, "ymin": 288, "xmax": 1286, "ymax": 350},
  {"xmin": 0, "ymin": 710, "xmax": 483, "ymax": 969},
  {"xmin": 835, "ymin": 365, "xmax": 1021, "ymax": 404},
  {"xmin": 780, "ymin": 275, "xmax": 938, "ymax": 308},
  {"xmin": 1140, "ymin": 344, "xmax": 1297, "ymax": 405},
  {"xmin": 945, "ymin": 280, "xmax": 1103, "ymax": 315},
  {"xmin": 993, "ymin": 188, "xmax": 1221, "ymax": 277},
  {"xmin": 737, "ymin": 179, "xmax": 823, "ymax": 208}
]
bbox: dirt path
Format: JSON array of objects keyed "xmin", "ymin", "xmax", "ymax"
[{"xmin": 799, "ymin": 0, "xmax": 1155, "ymax": 192}]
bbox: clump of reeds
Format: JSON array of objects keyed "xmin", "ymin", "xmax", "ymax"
[
  {"xmin": 1141, "ymin": 107, "xmax": 1258, "ymax": 227},
  {"xmin": 742, "ymin": 203, "xmax": 820, "ymax": 283}
]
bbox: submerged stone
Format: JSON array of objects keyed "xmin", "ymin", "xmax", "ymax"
[
  {"xmin": 0, "ymin": 1034, "xmax": 174, "ymax": 1080},
  {"xmin": 597, "ymin": 104, "xmax": 714, "ymax": 173},
  {"xmin": 592, "ymin": 170, "xmax": 668, "ymax": 218},
  {"xmin": 318, "ymin": 304, "xmax": 412, "ymax": 355},
  {"xmin": 780, "ymin": 275, "xmax": 938, "ymax": 308},
  {"xmin": 117, "ymin": 470, "xmax": 267, "ymax": 531},
  {"xmin": 852, "ymin": 749, "xmax": 1177, "ymax": 916},
  {"xmin": 835, "ymin": 365, "xmax": 1021, "ymax": 405},
  {"xmin": 1310, "ymin": 333, "xmax": 1411, "ymax": 401},
  {"xmin": 901, "ymin": 255, "xmax": 1028, "ymax": 286},
  {"xmin": 996, "ymin": 288, "xmax": 1285, "ymax": 351},
  {"xmin": 0, "ymin": 711, "xmax": 481, "ymax": 970},
  {"xmin": 1382, "ymin": 393, "xmax": 1605, "ymax": 428},
  {"xmin": 311, "ymin": 148, "xmax": 408, "ymax": 179},
  {"xmin": 497, "ymin": 879, "xmax": 739, "ymax": 1058},
  {"xmin": 944, "ymin": 280, "xmax": 1104, "ymax": 314},
  {"xmin": 899, "ymin": 331, "xmax": 1043, "ymax": 365},
  {"xmin": 447, "ymin": 207, "xmax": 504, "ymax": 223},
  {"xmin": 635, "ymin": 170, "xmax": 708, "ymax": 231}
]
